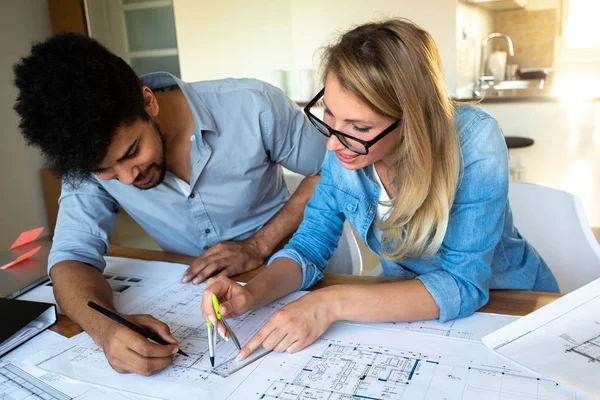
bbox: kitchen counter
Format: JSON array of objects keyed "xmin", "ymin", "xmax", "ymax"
[
  {"xmin": 298, "ymin": 94, "xmax": 600, "ymax": 107},
  {"xmin": 456, "ymin": 76, "xmax": 600, "ymax": 103},
  {"xmin": 296, "ymin": 85, "xmax": 600, "ymax": 107},
  {"xmin": 457, "ymin": 94, "xmax": 600, "ymax": 103}
]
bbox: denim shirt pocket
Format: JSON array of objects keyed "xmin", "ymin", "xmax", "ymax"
[{"xmin": 341, "ymin": 195, "xmax": 359, "ymax": 214}]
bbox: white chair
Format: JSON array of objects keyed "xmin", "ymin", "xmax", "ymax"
[
  {"xmin": 509, "ymin": 182, "xmax": 600, "ymax": 293},
  {"xmin": 283, "ymin": 169, "xmax": 363, "ymax": 275}
]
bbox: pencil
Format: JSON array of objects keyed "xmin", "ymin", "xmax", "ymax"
[{"xmin": 87, "ymin": 301, "xmax": 188, "ymax": 357}]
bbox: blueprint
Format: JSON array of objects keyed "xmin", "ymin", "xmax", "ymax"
[
  {"xmin": 566, "ymin": 333, "xmax": 600, "ymax": 363},
  {"xmin": 34, "ymin": 257, "xmax": 305, "ymax": 399},
  {"xmin": 29, "ymin": 257, "xmax": 589, "ymax": 399},
  {"xmin": 346, "ymin": 311, "xmax": 518, "ymax": 342},
  {"xmin": 483, "ymin": 277, "xmax": 600, "ymax": 399},
  {"xmin": 0, "ymin": 361, "xmax": 138, "ymax": 400},
  {"xmin": 227, "ymin": 322, "xmax": 589, "ymax": 400},
  {"xmin": 0, "ymin": 330, "xmax": 140, "ymax": 400},
  {"xmin": 18, "ymin": 256, "xmax": 192, "ymax": 314}
]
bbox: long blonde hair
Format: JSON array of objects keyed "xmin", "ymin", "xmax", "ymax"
[{"xmin": 321, "ymin": 19, "xmax": 460, "ymax": 261}]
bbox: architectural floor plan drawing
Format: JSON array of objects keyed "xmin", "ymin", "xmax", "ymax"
[
  {"xmin": 17, "ymin": 256, "xmax": 185, "ymax": 314},
  {"xmin": 0, "ymin": 331, "xmax": 142, "ymax": 400},
  {"xmin": 34, "ymin": 257, "xmax": 305, "ymax": 400},
  {"xmin": 0, "ymin": 361, "xmax": 71, "ymax": 400},
  {"xmin": 347, "ymin": 311, "xmax": 518, "ymax": 342},
  {"xmin": 226, "ymin": 323, "xmax": 588, "ymax": 400},
  {"xmin": 25, "ymin": 257, "xmax": 592, "ymax": 400},
  {"xmin": 567, "ymin": 334, "xmax": 600, "ymax": 363},
  {"xmin": 483, "ymin": 278, "xmax": 600, "ymax": 400}
]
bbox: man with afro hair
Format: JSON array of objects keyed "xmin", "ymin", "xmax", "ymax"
[{"xmin": 14, "ymin": 33, "xmax": 326, "ymax": 376}]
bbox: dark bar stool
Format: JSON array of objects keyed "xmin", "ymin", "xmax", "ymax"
[
  {"xmin": 505, "ymin": 136, "xmax": 534, "ymax": 150},
  {"xmin": 504, "ymin": 136, "xmax": 534, "ymax": 181}
]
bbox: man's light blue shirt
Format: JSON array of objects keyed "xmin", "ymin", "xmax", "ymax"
[{"xmin": 48, "ymin": 72, "xmax": 327, "ymax": 272}]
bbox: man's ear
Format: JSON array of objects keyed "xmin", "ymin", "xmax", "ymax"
[{"xmin": 142, "ymin": 86, "xmax": 159, "ymax": 117}]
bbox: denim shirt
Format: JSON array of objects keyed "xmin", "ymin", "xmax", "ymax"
[{"xmin": 269, "ymin": 105, "xmax": 559, "ymax": 322}]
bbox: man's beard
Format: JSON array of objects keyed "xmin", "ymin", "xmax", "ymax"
[{"xmin": 134, "ymin": 121, "xmax": 167, "ymax": 191}]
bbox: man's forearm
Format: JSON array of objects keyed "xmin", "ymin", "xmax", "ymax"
[
  {"xmin": 50, "ymin": 261, "xmax": 116, "ymax": 342},
  {"xmin": 248, "ymin": 175, "xmax": 320, "ymax": 258}
]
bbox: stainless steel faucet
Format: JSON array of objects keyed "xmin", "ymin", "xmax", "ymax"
[{"xmin": 474, "ymin": 33, "xmax": 515, "ymax": 97}]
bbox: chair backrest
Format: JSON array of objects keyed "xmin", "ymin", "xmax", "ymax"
[
  {"xmin": 508, "ymin": 182, "xmax": 600, "ymax": 293},
  {"xmin": 283, "ymin": 169, "xmax": 363, "ymax": 275},
  {"xmin": 324, "ymin": 222, "xmax": 363, "ymax": 275}
]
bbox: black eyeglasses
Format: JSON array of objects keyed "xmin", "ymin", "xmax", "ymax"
[{"xmin": 304, "ymin": 88, "xmax": 401, "ymax": 155}]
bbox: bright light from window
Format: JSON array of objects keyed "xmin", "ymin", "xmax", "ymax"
[
  {"xmin": 594, "ymin": 104, "xmax": 600, "ymax": 149},
  {"xmin": 552, "ymin": 72, "xmax": 600, "ymax": 101},
  {"xmin": 566, "ymin": 0, "xmax": 600, "ymax": 49}
]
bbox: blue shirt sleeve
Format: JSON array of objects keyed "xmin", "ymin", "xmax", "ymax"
[
  {"xmin": 417, "ymin": 114, "xmax": 509, "ymax": 322},
  {"xmin": 268, "ymin": 153, "xmax": 345, "ymax": 289},
  {"xmin": 48, "ymin": 178, "xmax": 119, "ymax": 274},
  {"xmin": 258, "ymin": 83, "xmax": 327, "ymax": 176}
]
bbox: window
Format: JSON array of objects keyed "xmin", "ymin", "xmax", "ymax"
[{"xmin": 565, "ymin": 0, "xmax": 600, "ymax": 49}]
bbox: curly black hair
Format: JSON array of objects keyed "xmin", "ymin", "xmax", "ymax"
[{"xmin": 13, "ymin": 32, "xmax": 149, "ymax": 184}]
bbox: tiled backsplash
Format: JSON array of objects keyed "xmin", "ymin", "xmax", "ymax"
[{"xmin": 493, "ymin": 9, "xmax": 558, "ymax": 69}]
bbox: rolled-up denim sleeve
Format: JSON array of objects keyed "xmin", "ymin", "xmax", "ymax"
[
  {"xmin": 268, "ymin": 153, "xmax": 344, "ymax": 289},
  {"xmin": 417, "ymin": 115, "xmax": 509, "ymax": 322},
  {"xmin": 259, "ymin": 83, "xmax": 327, "ymax": 176},
  {"xmin": 48, "ymin": 178, "xmax": 119, "ymax": 274}
]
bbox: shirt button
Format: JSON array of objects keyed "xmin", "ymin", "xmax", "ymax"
[
  {"xmin": 189, "ymin": 193, "xmax": 195, "ymax": 199},
  {"xmin": 190, "ymin": 135, "xmax": 196, "ymax": 142},
  {"xmin": 205, "ymin": 228, "xmax": 211, "ymax": 234},
  {"xmin": 346, "ymin": 205, "xmax": 353, "ymax": 211},
  {"xmin": 369, "ymin": 210, "xmax": 374, "ymax": 214}
]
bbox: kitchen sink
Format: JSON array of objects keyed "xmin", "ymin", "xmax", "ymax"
[
  {"xmin": 491, "ymin": 79, "xmax": 545, "ymax": 91},
  {"xmin": 478, "ymin": 79, "xmax": 547, "ymax": 98}
]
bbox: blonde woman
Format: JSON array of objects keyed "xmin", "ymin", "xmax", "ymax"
[{"xmin": 201, "ymin": 19, "xmax": 558, "ymax": 359}]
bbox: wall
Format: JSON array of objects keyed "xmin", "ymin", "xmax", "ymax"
[
  {"xmin": 482, "ymin": 101, "xmax": 600, "ymax": 226},
  {"xmin": 173, "ymin": 0, "xmax": 457, "ymax": 98},
  {"xmin": 173, "ymin": 0, "xmax": 294, "ymax": 88},
  {"xmin": 456, "ymin": 1, "xmax": 493, "ymax": 97},
  {"xmin": 0, "ymin": 1, "xmax": 52, "ymax": 248},
  {"xmin": 287, "ymin": 0, "xmax": 457, "ymax": 96}
]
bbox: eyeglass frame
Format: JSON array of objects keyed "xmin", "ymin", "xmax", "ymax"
[{"xmin": 303, "ymin": 88, "xmax": 401, "ymax": 155}]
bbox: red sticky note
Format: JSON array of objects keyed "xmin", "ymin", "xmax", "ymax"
[
  {"xmin": 10, "ymin": 227, "xmax": 44, "ymax": 250},
  {"xmin": 0, "ymin": 245, "xmax": 42, "ymax": 270}
]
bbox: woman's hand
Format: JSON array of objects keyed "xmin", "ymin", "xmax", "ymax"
[
  {"xmin": 237, "ymin": 291, "xmax": 336, "ymax": 360},
  {"xmin": 201, "ymin": 276, "xmax": 256, "ymax": 338}
]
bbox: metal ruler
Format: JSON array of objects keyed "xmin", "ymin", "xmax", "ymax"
[{"xmin": 211, "ymin": 347, "xmax": 271, "ymax": 378}]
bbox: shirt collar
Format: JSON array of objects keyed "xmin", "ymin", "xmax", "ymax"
[{"xmin": 139, "ymin": 72, "xmax": 218, "ymax": 135}]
